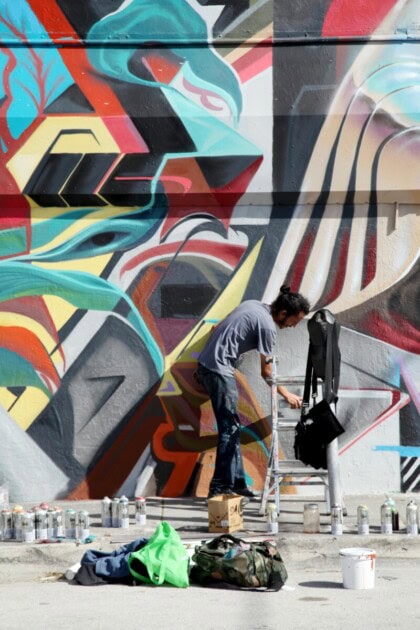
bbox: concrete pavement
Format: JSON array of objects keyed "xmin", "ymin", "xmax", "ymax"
[{"xmin": 0, "ymin": 492, "xmax": 419, "ymax": 580}]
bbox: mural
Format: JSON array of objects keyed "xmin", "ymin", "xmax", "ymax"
[{"xmin": 0, "ymin": 0, "xmax": 418, "ymax": 501}]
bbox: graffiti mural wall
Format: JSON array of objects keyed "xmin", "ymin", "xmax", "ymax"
[{"xmin": 0, "ymin": 0, "xmax": 418, "ymax": 501}]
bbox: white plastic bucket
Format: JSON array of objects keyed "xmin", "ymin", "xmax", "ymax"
[{"xmin": 339, "ymin": 547, "xmax": 376, "ymax": 589}]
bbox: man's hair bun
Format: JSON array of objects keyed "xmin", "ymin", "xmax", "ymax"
[{"xmin": 280, "ymin": 285, "xmax": 291, "ymax": 294}]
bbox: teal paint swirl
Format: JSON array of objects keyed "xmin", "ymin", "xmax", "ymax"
[
  {"xmin": 86, "ymin": 0, "xmax": 242, "ymax": 123},
  {"xmin": 0, "ymin": 261, "xmax": 164, "ymax": 377},
  {"xmin": 0, "ymin": 348, "xmax": 50, "ymax": 398},
  {"xmin": 28, "ymin": 206, "xmax": 165, "ymax": 262}
]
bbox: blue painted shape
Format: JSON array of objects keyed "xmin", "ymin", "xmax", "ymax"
[
  {"xmin": 373, "ymin": 445, "xmax": 420, "ymax": 457},
  {"xmin": 0, "ymin": 0, "xmax": 73, "ymax": 143}
]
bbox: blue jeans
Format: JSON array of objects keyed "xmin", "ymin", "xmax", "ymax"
[{"xmin": 196, "ymin": 364, "xmax": 246, "ymax": 494}]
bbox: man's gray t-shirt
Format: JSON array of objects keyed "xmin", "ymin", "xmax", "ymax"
[{"xmin": 198, "ymin": 301, "xmax": 276, "ymax": 376}]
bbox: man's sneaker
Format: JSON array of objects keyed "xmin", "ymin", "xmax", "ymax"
[{"xmin": 233, "ymin": 487, "xmax": 259, "ymax": 498}]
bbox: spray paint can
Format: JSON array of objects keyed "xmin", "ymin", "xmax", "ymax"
[
  {"xmin": 331, "ymin": 504, "xmax": 343, "ymax": 536},
  {"xmin": 12, "ymin": 507, "xmax": 24, "ymax": 541},
  {"xmin": 78, "ymin": 510, "xmax": 90, "ymax": 540},
  {"xmin": 65, "ymin": 509, "xmax": 77, "ymax": 539},
  {"xmin": 54, "ymin": 507, "xmax": 63, "ymax": 537},
  {"xmin": 111, "ymin": 497, "xmax": 120, "ymax": 527},
  {"xmin": 385, "ymin": 497, "xmax": 399, "ymax": 531},
  {"xmin": 1, "ymin": 509, "xmax": 13, "ymax": 540},
  {"xmin": 101, "ymin": 496, "xmax": 112, "ymax": 528},
  {"xmin": 46, "ymin": 508, "xmax": 56, "ymax": 539},
  {"xmin": 266, "ymin": 502, "xmax": 278, "ymax": 534},
  {"xmin": 357, "ymin": 504, "xmax": 369, "ymax": 535},
  {"xmin": 118, "ymin": 496, "xmax": 130, "ymax": 529},
  {"xmin": 34, "ymin": 509, "xmax": 48, "ymax": 540},
  {"xmin": 64, "ymin": 562, "xmax": 82, "ymax": 581},
  {"xmin": 406, "ymin": 501, "xmax": 418, "ymax": 536},
  {"xmin": 135, "ymin": 497, "xmax": 147, "ymax": 526},
  {"xmin": 21, "ymin": 512, "xmax": 35, "ymax": 543},
  {"xmin": 381, "ymin": 502, "xmax": 393, "ymax": 534}
]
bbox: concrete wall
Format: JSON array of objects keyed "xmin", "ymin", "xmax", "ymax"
[{"xmin": 0, "ymin": 0, "xmax": 418, "ymax": 502}]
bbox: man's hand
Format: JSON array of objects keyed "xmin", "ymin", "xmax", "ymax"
[
  {"xmin": 280, "ymin": 390, "xmax": 302, "ymax": 409},
  {"xmin": 269, "ymin": 370, "xmax": 303, "ymax": 409}
]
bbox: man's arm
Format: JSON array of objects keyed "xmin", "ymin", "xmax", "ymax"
[{"xmin": 260, "ymin": 355, "xmax": 302, "ymax": 409}]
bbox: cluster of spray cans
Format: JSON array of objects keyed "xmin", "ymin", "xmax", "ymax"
[
  {"xmin": 329, "ymin": 498, "xmax": 418, "ymax": 536},
  {"xmin": 379, "ymin": 497, "xmax": 418, "ymax": 535},
  {"xmin": 0, "ymin": 503, "xmax": 90, "ymax": 543},
  {"xmin": 101, "ymin": 496, "xmax": 147, "ymax": 529}
]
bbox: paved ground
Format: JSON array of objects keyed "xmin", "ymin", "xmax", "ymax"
[
  {"xmin": 0, "ymin": 562, "xmax": 419, "ymax": 630},
  {"xmin": 0, "ymin": 493, "xmax": 419, "ymax": 630},
  {"xmin": 0, "ymin": 492, "xmax": 419, "ymax": 579}
]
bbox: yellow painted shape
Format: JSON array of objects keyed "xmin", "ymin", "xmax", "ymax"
[
  {"xmin": 7, "ymin": 116, "xmax": 120, "ymax": 190},
  {"xmin": 42, "ymin": 295, "xmax": 77, "ymax": 333},
  {"xmin": 36, "ymin": 251, "xmax": 111, "ymax": 334},
  {"xmin": 0, "ymin": 388, "xmax": 17, "ymax": 412},
  {"xmin": 8, "ymin": 387, "xmax": 50, "ymax": 431},
  {"xmin": 158, "ymin": 237, "xmax": 264, "ymax": 397}
]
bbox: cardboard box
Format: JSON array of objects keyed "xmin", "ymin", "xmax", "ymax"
[{"xmin": 208, "ymin": 494, "xmax": 244, "ymax": 533}]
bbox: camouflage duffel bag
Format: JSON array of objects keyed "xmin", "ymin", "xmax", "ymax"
[{"xmin": 190, "ymin": 534, "xmax": 287, "ymax": 591}]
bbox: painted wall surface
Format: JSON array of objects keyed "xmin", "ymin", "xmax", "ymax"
[{"xmin": 0, "ymin": 0, "xmax": 418, "ymax": 501}]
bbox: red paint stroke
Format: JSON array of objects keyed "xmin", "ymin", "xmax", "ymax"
[
  {"xmin": 130, "ymin": 264, "xmax": 168, "ymax": 351},
  {"xmin": 102, "ymin": 116, "xmax": 149, "ymax": 154},
  {"xmin": 339, "ymin": 389, "xmax": 409, "ymax": 456},
  {"xmin": 361, "ymin": 310, "xmax": 420, "ymax": 354},
  {"xmin": 0, "ymin": 325, "xmax": 60, "ymax": 390},
  {"xmin": 121, "ymin": 239, "xmax": 246, "ymax": 276},
  {"xmin": 114, "ymin": 175, "xmax": 192, "ymax": 193},
  {"xmin": 26, "ymin": 0, "xmax": 127, "ymax": 118},
  {"xmin": 143, "ymin": 54, "xmax": 182, "ymax": 84},
  {"xmin": 323, "ymin": 0, "xmax": 399, "ymax": 37},
  {"xmin": 317, "ymin": 228, "xmax": 350, "ymax": 306},
  {"xmin": 152, "ymin": 417, "xmax": 200, "ymax": 497},
  {"xmin": 156, "ymin": 156, "xmax": 262, "ymax": 239},
  {"xmin": 285, "ymin": 230, "xmax": 316, "ymax": 292},
  {"xmin": 182, "ymin": 78, "xmax": 225, "ymax": 112},
  {"xmin": 212, "ymin": 156, "xmax": 263, "ymax": 208},
  {"xmin": 361, "ymin": 231, "xmax": 376, "ymax": 288},
  {"xmin": 232, "ymin": 37, "xmax": 273, "ymax": 83},
  {"xmin": 0, "ymin": 199, "xmax": 31, "ymax": 256}
]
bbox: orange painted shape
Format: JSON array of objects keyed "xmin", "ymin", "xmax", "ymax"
[
  {"xmin": 143, "ymin": 54, "xmax": 182, "ymax": 84},
  {"xmin": 0, "ymin": 326, "xmax": 60, "ymax": 389},
  {"xmin": 152, "ymin": 420, "xmax": 200, "ymax": 497},
  {"xmin": 25, "ymin": 0, "xmax": 126, "ymax": 117},
  {"xmin": 1, "ymin": 296, "xmax": 63, "ymax": 361}
]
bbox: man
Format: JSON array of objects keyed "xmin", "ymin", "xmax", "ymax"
[{"xmin": 196, "ymin": 285, "xmax": 310, "ymax": 499}]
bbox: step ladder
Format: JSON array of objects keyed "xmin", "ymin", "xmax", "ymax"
[{"xmin": 259, "ymin": 360, "xmax": 343, "ymax": 517}]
